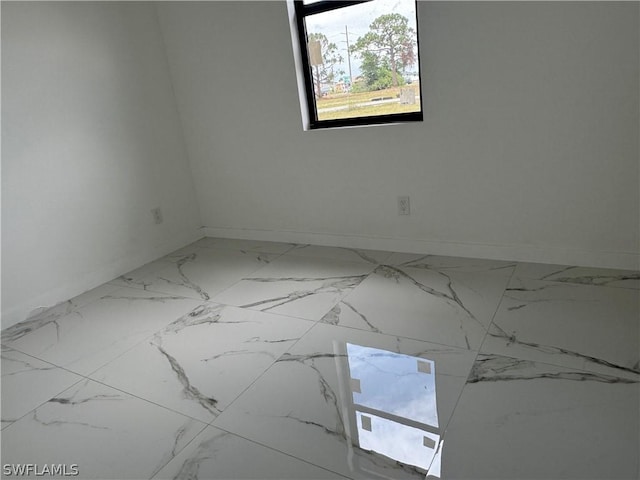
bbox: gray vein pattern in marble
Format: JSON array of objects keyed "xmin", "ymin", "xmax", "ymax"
[
  {"xmin": 382, "ymin": 265, "xmax": 485, "ymax": 351},
  {"xmin": 142, "ymin": 249, "xmax": 279, "ymax": 301},
  {"xmin": 1, "ymin": 300, "xmax": 81, "ymax": 344},
  {"xmin": 238, "ymin": 274, "xmax": 368, "ymax": 311},
  {"xmin": 287, "ymin": 245, "xmax": 393, "ymax": 265},
  {"xmin": 276, "ymin": 351, "xmax": 348, "ymax": 440},
  {"xmin": 2, "ymin": 349, "xmax": 57, "ymax": 376},
  {"xmin": 484, "ymin": 276, "xmax": 640, "ymax": 379},
  {"xmin": 5, "ymin": 238, "xmax": 638, "ymax": 480},
  {"xmin": 439, "ymin": 351, "xmax": 639, "ymax": 479},
  {"xmin": 1, "ymin": 347, "xmax": 84, "ymax": 426},
  {"xmin": 390, "ymin": 253, "xmax": 517, "ymax": 272},
  {"xmin": 160, "ymin": 253, "xmax": 212, "ymax": 300},
  {"xmin": 377, "ymin": 265, "xmax": 480, "ymax": 325},
  {"xmin": 1, "ymin": 288, "xmax": 202, "ymax": 376},
  {"xmin": 514, "ymin": 263, "xmax": 640, "ymax": 289},
  {"xmin": 468, "ymin": 354, "xmax": 638, "ymax": 384},
  {"xmin": 320, "ymin": 264, "xmax": 512, "ymax": 350},
  {"xmin": 322, "ymin": 301, "xmax": 382, "ymax": 333},
  {"xmin": 1, "ymin": 379, "xmax": 205, "ymax": 480},
  {"xmin": 152, "ymin": 425, "xmax": 346, "ymax": 479},
  {"xmin": 89, "ymin": 303, "xmax": 313, "ymax": 422},
  {"xmin": 544, "ymin": 270, "xmax": 640, "ymax": 288},
  {"xmin": 486, "ymin": 322, "xmax": 640, "ymax": 377},
  {"xmin": 155, "ymin": 344, "xmax": 222, "ymax": 416}
]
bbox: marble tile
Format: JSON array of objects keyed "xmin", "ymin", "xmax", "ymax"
[
  {"xmin": 1, "ymin": 346, "xmax": 83, "ymax": 426},
  {"xmin": 514, "ymin": 262, "xmax": 640, "ymax": 289},
  {"xmin": 152, "ymin": 425, "xmax": 347, "ymax": 479},
  {"xmin": 438, "ymin": 353, "xmax": 639, "ymax": 479},
  {"xmin": 108, "ymin": 259, "xmax": 175, "ymax": 290},
  {"xmin": 213, "ymin": 323, "xmax": 475, "ymax": 479},
  {"xmin": 1, "ymin": 283, "xmax": 121, "ymax": 347},
  {"xmin": 286, "ymin": 245, "xmax": 393, "ymax": 265},
  {"xmin": 1, "ymin": 287, "xmax": 201, "ymax": 375},
  {"xmin": 197, "ymin": 237, "xmax": 298, "ymax": 255},
  {"xmin": 211, "ymin": 256, "xmax": 374, "ymax": 321},
  {"xmin": 91, "ymin": 303, "xmax": 314, "ymax": 422},
  {"xmin": 1, "ymin": 379, "xmax": 206, "ymax": 479},
  {"xmin": 160, "ymin": 237, "xmax": 289, "ymax": 261},
  {"xmin": 1, "ymin": 420, "xmax": 14, "ymax": 430},
  {"xmin": 162, "ymin": 238, "xmax": 213, "ymax": 258},
  {"xmin": 481, "ymin": 277, "xmax": 640, "ymax": 379},
  {"xmin": 322, "ymin": 263, "xmax": 513, "ymax": 349},
  {"xmin": 1, "ymin": 283, "xmax": 121, "ymax": 346},
  {"xmin": 5, "ymin": 239, "xmax": 637, "ymax": 479},
  {"xmin": 128, "ymin": 248, "xmax": 278, "ymax": 301},
  {"xmin": 386, "ymin": 252, "xmax": 517, "ymax": 272}
]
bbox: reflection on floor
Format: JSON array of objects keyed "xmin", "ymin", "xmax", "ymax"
[{"xmin": 2, "ymin": 237, "xmax": 639, "ymax": 479}]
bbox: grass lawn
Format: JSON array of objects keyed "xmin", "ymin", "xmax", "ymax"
[
  {"xmin": 315, "ymin": 83, "xmax": 421, "ymax": 121},
  {"xmin": 316, "ymin": 84, "xmax": 420, "ymax": 109},
  {"xmin": 318, "ymin": 101, "xmax": 421, "ymax": 121}
]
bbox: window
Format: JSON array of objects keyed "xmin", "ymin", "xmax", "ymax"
[{"xmin": 292, "ymin": 0, "xmax": 423, "ymax": 129}]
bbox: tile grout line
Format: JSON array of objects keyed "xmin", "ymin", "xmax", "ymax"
[
  {"xmin": 4, "ymin": 238, "xmax": 637, "ymax": 478},
  {"xmin": 0, "ymin": 377, "xmax": 87, "ymax": 432},
  {"xmin": 187, "ymin": 244, "xmax": 301, "ymax": 304},
  {"xmin": 437, "ymin": 261, "xmax": 519, "ymax": 437},
  {"xmin": 207, "ymin": 424, "xmax": 354, "ymax": 479},
  {"xmin": 206, "ymin": 313, "xmax": 321, "ymax": 429}
]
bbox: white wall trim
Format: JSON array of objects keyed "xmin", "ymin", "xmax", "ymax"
[
  {"xmin": 285, "ymin": 0, "xmax": 310, "ymax": 131},
  {"xmin": 1, "ymin": 228, "xmax": 205, "ymax": 330},
  {"xmin": 203, "ymin": 226, "xmax": 639, "ymax": 272}
]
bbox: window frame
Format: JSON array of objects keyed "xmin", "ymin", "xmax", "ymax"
[{"xmin": 293, "ymin": 0, "xmax": 424, "ymax": 130}]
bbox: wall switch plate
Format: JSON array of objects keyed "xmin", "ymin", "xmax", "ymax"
[
  {"xmin": 398, "ymin": 196, "xmax": 410, "ymax": 215},
  {"xmin": 151, "ymin": 207, "xmax": 163, "ymax": 224}
]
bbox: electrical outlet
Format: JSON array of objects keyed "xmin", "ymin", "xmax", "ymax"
[
  {"xmin": 151, "ymin": 207, "xmax": 163, "ymax": 224},
  {"xmin": 398, "ymin": 196, "xmax": 410, "ymax": 215}
]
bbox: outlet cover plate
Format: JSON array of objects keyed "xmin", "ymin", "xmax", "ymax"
[
  {"xmin": 398, "ymin": 196, "xmax": 410, "ymax": 215},
  {"xmin": 152, "ymin": 207, "xmax": 163, "ymax": 224}
]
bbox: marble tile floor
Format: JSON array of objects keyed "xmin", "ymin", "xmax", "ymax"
[{"xmin": 1, "ymin": 237, "xmax": 639, "ymax": 479}]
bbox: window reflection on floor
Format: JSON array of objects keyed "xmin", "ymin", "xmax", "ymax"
[{"xmin": 339, "ymin": 342, "xmax": 443, "ymax": 476}]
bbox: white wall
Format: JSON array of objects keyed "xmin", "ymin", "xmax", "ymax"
[
  {"xmin": 2, "ymin": 1, "xmax": 637, "ymax": 329},
  {"xmin": 2, "ymin": 2, "xmax": 202, "ymax": 327},
  {"xmin": 157, "ymin": 1, "xmax": 639, "ymax": 270}
]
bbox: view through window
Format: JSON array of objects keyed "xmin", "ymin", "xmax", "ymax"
[{"xmin": 295, "ymin": 0, "xmax": 422, "ymax": 128}]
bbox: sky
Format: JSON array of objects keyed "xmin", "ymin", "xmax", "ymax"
[
  {"xmin": 304, "ymin": 0, "xmax": 420, "ymax": 80},
  {"xmin": 345, "ymin": 343, "xmax": 439, "ymax": 473}
]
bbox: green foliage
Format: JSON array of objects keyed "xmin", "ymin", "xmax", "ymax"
[
  {"xmin": 349, "ymin": 82, "xmax": 368, "ymax": 94},
  {"xmin": 370, "ymin": 69, "xmax": 407, "ymax": 91},
  {"xmin": 359, "ymin": 51, "xmax": 380, "ymax": 88},
  {"xmin": 371, "ymin": 68, "xmax": 394, "ymax": 91},
  {"xmin": 358, "ymin": 52, "xmax": 407, "ymax": 91},
  {"xmin": 351, "ymin": 13, "xmax": 416, "ymax": 89}
]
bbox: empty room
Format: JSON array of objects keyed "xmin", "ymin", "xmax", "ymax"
[{"xmin": 2, "ymin": 1, "xmax": 639, "ymax": 479}]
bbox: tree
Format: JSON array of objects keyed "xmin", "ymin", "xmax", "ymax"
[
  {"xmin": 359, "ymin": 51, "xmax": 406, "ymax": 91},
  {"xmin": 307, "ymin": 33, "xmax": 344, "ymax": 99},
  {"xmin": 359, "ymin": 51, "xmax": 381, "ymax": 88},
  {"xmin": 352, "ymin": 13, "xmax": 416, "ymax": 88}
]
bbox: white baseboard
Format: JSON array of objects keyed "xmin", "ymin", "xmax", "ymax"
[
  {"xmin": 4, "ymin": 226, "xmax": 636, "ymax": 331},
  {"xmin": 1, "ymin": 228, "xmax": 205, "ymax": 330},
  {"xmin": 203, "ymin": 226, "xmax": 640, "ymax": 271}
]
